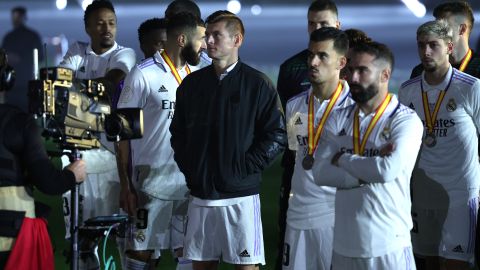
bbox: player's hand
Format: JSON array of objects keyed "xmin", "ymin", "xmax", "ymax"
[
  {"xmin": 379, "ymin": 143, "xmax": 395, "ymax": 157},
  {"xmin": 66, "ymin": 160, "xmax": 86, "ymax": 183},
  {"xmin": 120, "ymin": 185, "xmax": 137, "ymax": 216}
]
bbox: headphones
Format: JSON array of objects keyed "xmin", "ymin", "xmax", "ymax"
[{"xmin": 0, "ymin": 49, "xmax": 16, "ymax": 92}]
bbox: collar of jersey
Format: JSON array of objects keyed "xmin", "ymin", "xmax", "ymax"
[
  {"xmin": 356, "ymin": 94, "xmax": 398, "ymax": 118},
  {"xmin": 421, "ymin": 65, "xmax": 452, "ymax": 92},
  {"xmin": 86, "ymin": 41, "xmax": 119, "ymax": 56},
  {"xmin": 154, "ymin": 50, "xmax": 194, "ymax": 74}
]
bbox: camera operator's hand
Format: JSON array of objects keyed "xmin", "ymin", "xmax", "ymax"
[
  {"xmin": 66, "ymin": 160, "xmax": 87, "ymax": 183},
  {"xmin": 120, "ymin": 184, "xmax": 137, "ymax": 216}
]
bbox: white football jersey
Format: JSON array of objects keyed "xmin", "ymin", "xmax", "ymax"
[
  {"xmin": 312, "ymin": 94, "xmax": 423, "ymax": 257},
  {"xmin": 285, "ymin": 80, "xmax": 353, "ymax": 230},
  {"xmin": 399, "ymin": 66, "xmax": 480, "ymax": 208},
  {"xmin": 59, "ymin": 41, "xmax": 136, "ymax": 79},
  {"xmin": 117, "ymin": 50, "xmax": 198, "ymax": 200}
]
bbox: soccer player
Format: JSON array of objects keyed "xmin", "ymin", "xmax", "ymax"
[
  {"xmin": 58, "ymin": 0, "xmax": 136, "ymax": 267},
  {"xmin": 283, "ymin": 27, "xmax": 352, "ymax": 270},
  {"xmin": 116, "ymin": 12, "xmax": 205, "ymax": 270},
  {"xmin": 137, "ymin": 18, "xmax": 167, "ymax": 59},
  {"xmin": 170, "ymin": 10, "xmax": 286, "ymax": 270},
  {"xmin": 312, "ymin": 41, "xmax": 423, "ymax": 270},
  {"xmin": 275, "ymin": 1, "xmax": 340, "ymax": 268},
  {"xmin": 410, "ymin": 1, "xmax": 480, "ymax": 78},
  {"xmin": 165, "ymin": 0, "xmax": 212, "ymax": 69},
  {"xmin": 399, "ymin": 20, "xmax": 480, "ymax": 270}
]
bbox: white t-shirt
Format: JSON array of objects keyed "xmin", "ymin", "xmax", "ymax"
[
  {"xmin": 117, "ymin": 50, "xmax": 197, "ymax": 200},
  {"xmin": 58, "ymin": 41, "xmax": 136, "ymax": 169},
  {"xmin": 59, "ymin": 41, "xmax": 136, "ymax": 80},
  {"xmin": 399, "ymin": 66, "xmax": 480, "ymax": 208},
  {"xmin": 312, "ymin": 94, "xmax": 423, "ymax": 257},
  {"xmin": 285, "ymin": 80, "xmax": 353, "ymax": 230}
]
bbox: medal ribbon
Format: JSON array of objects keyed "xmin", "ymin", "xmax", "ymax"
[
  {"xmin": 306, "ymin": 82, "xmax": 343, "ymax": 155},
  {"xmin": 420, "ymin": 72, "xmax": 454, "ymax": 135},
  {"xmin": 458, "ymin": 49, "xmax": 472, "ymax": 72},
  {"xmin": 160, "ymin": 50, "xmax": 191, "ymax": 85},
  {"xmin": 353, "ymin": 93, "xmax": 392, "ymax": 155}
]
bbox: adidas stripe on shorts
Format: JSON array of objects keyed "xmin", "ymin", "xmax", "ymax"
[{"xmin": 183, "ymin": 194, "xmax": 265, "ymax": 265}]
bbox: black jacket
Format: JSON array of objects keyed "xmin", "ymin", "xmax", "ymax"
[
  {"xmin": 170, "ymin": 61, "xmax": 286, "ymax": 199},
  {"xmin": 0, "ymin": 104, "xmax": 75, "ymax": 194}
]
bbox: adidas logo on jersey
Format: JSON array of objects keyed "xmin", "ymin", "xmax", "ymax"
[
  {"xmin": 158, "ymin": 85, "xmax": 168, "ymax": 92},
  {"xmin": 239, "ymin": 249, "xmax": 250, "ymax": 257},
  {"xmin": 294, "ymin": 117, "xmax": 302, "ymax": 125},
  {"xmin": 408, "ymin": 103, "xmax": 415, "ymax": 110},
  {"xmin": 452, "ymin": 245, "xmax": 464, "ymax": 253},
  {"xmin": 338, "ymin": 129, "xmax": 346, "ymax": 136}
]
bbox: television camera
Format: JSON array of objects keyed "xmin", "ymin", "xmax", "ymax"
[
  {"xmin": 28, "ymin": 66, "xmax": 143, "ymax": 151},
  {"xmin": 28, "ymin": 66, "xmax": 142, "ymax": 270}
]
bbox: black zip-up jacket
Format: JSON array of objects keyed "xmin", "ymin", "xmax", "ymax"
[{"xmin": 170, "ymin": 61, "xmax": 287, "ymax": 199}]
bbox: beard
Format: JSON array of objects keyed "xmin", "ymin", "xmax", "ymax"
[
  {"xmin": 181, "ymin": 42, "xmax": 200, "ymax": 66},
  {"xmin": 350, "ymin": 83, "xmax": 379, "ymax": 104}
]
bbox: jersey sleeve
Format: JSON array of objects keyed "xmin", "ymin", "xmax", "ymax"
[
  {"xmin": 109, "ymin": 48, "xmax": 136, "ymax": 74},
  {"xmin": 464, "ymin": 80, "xmax": 480, "ymax": 132},
  {"xmin": 337, "ymin": 109, "xmax": 423, "ymax": 183},
  {"xmin": 312, "ymin": 110, "xmax": 361, "ymax": 189},
  {"xmin": 117, "ymin": 66, "xmax": 149, "ymax": 109},
  {"xmin": 58, "ymin": 42, "xmax": 82, "ymax": 71},
  {"xmin": 286, "ymin": 100, "xmax": 299, "ymax": 151}
]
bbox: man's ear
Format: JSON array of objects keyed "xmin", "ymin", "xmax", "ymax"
[
  {"xmin": 446, "ymin": 41, "xmax": 454, "ymax": 55},
  {"xmin": 177, "ymin": 34, "xmax": 186, "ymax": 48},
  {"xmin": 381, "ymin": 67, "xmax": 391, "ymax": 83},
  {"xmin": 233, "ymin": 33, "xmax": 243, "ymax": 47},
  {"xmin": 459, "ymin": 23, "xmax": 468, "ymax": 37},
  {"xmin": 338, "ymin": 56, "xmax": 347, "ymax": 70}
]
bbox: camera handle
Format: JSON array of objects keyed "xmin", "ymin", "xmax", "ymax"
[{"xmin": 68, "ymin": 148, "xmax": 82, "ymax": 270}]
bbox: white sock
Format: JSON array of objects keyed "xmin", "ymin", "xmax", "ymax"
[
  {"xmin": 125, "ymin": 257, "xmax": 150, "ymax": 270},
  {"xmin": 176, "ymin": 257, "xmax": 193, "ymax": 270}
]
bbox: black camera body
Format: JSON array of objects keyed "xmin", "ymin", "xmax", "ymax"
[{"xmin": 28, "ymin": 67, "xmax": 143, "ymax": 151}]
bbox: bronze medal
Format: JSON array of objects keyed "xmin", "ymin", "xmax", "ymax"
[
  {"xmin": 302, "ymin": 154, "xmax": 315, "ymax": 170},
  {"xmin": 423, "ymin": 133, "xmax": 437, "ymax": 148}
]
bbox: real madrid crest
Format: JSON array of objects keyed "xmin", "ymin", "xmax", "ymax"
[
  {"xmin": 381, "ymin": 127, "xmax": 391, "ymax": 141},
  {"xmin": 135, "ymin": 231, "xmax": 146, "ymax": 243},
  {"xmin": 446, "ymin": 98, "xmax": 456, "ymax": 112}
]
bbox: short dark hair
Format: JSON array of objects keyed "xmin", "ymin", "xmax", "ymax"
[
  {"xmin": 166, "ymin": 12, "xmax": 205, "ymax": 40},
  {"xmin": 351, "ymin": 41, "xmax": 395, "ymax": 71},
  {"xmin": 84, "ymin": 0, "xmax": 115, "ymax": 27},
  {"xmin": 138, "ymin": 18, "xmax": 167, "ymax": 44},
  {"xmin": 206, "ymin": 10, "xmax": 245, "ymax": 37},
  {"xmin": 308, "ymin": 0, "xmax": 338, "ymax": 17},
  {"xmin": 433, "ymin": 1, "xmax": 474, "ymax": 32},
  {"xmin": 165, "ymin": 0, "xmax": 201, "ymax": 19},
  {"xmin": 310, "ymin": 27, "xmax": 349, "ymax": 55},
  {"xmin": 11, "ymin": 6, "xmax": 26, "ymax": 16},
  {"xmin": 344, "ymin": 28, "xmax": 372, "ymax": 48}
]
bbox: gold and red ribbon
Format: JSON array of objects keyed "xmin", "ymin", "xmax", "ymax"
[
  {"xmin": 160, "ymin": 50, "xmax": 191, "ymax": 85},
  {"xmin": 458, "ymin": 49, "xmax": 472, "ymax": 72},
  {"xmin": 353, "ymin": 93, "xmax": 392, "ymax": 155},
  {"xmin": 306, "ymin": 82, "xmax": 343, "ymax": 155}
]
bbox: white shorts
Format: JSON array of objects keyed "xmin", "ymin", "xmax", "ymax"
[
  {"xmin": 411, "ymin": 196, "xmax": 478, "ymax": 262},
  {"xmin": 117, "ymin": 195, "xmax": 188, "ymax": 259},
  {"xmin": 184, "ymin": 195, "xmax": 265, "ymax": 265},
  {"xmin": 332, "ymin": 246, "xmax": 416, "ymax": 270},
  {"xmin": 282, "ymin": 223, "xmax": 333, "ymax": 270},
  {"xmin": 62, "ymin": 149, "xmax": 120, "ymax": 238}
]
